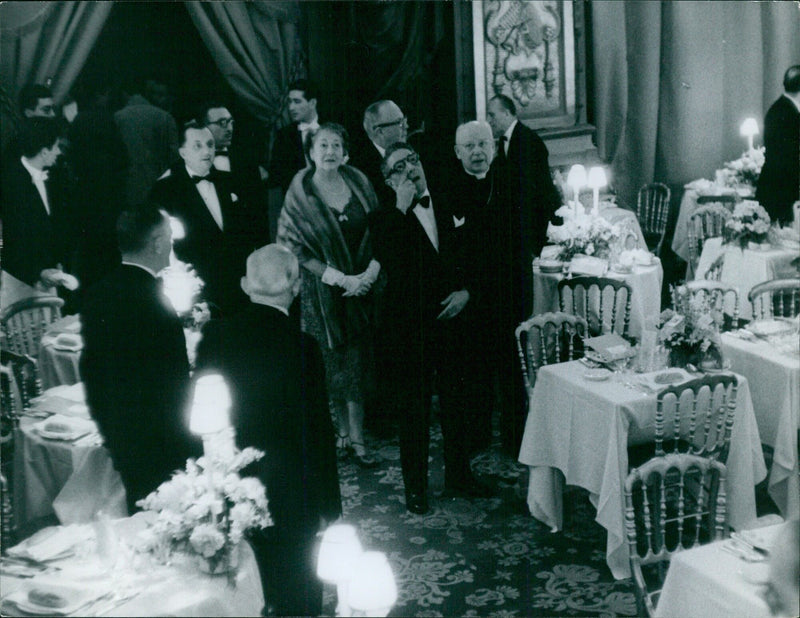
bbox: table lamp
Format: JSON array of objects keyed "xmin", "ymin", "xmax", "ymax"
[
  {"xmin": 587, "ymin": 166, "xmax": 608, "ymax": 216},
  {"xmin": 189, "ymin": 373, "xmax": 235, "ymax": 460},
  {"xmin": 317, "ymin": 524, "xmax": 363, "ymax": 617},
  {"xmin": 567, "ymin": 164, "xmax": 587, "ymax": 215},
  {"xmin": 347, "ymin": 551, "xmax": 397, "ymax": 617},
  {"xmin": 739, "ymin": 117, "xmax": 759, "ymax": 151}
]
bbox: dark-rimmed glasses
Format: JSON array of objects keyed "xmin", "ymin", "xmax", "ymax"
[
  {"xmin": 385, "ymin": 152, "xmax": 419, "ymax": 177},
  {"xmin": 374, "ymin": 116, "xmax": 407, "ymax": 131},
  {"xmin": 207, "ymin": 117, "xmax": 235, "ymax": 129}
]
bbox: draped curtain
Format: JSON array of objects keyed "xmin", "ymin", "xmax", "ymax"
[
  {"xmin": 591, "ymin": 0, "xmax": 800, "ymax": 209},
  {"xmin": 184, "ymin": 1, "xmax": 305, "ymax": 129}
]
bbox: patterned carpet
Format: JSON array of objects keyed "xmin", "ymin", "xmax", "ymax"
[{"xmin": 323, "ymin": 421, "xmax": 639, "ymax": 617}]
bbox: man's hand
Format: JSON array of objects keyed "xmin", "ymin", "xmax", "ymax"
[
  {"xmin": 437, "ymin": 289, "xmax": 470, "ymax": 320},
  {"xmin": 393, "ymin": 177, "xmax": 417, "ymax": 214}
]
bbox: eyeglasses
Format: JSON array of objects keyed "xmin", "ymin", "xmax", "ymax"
[
  {"xmin": 207, "ymin": 117, "xmax": 234, "ymax": 128},
  {"xmin": 386, "ymin": 152, "xmax": 419, "ymax": 177},
  {"xmin": 374, "ymin": 116, "xmax": 407, "ymax": 131}
]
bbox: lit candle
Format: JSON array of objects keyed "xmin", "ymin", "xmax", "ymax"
[
  {"xmin": 190, "ymin": 374, "xmax": 234, "ymax": 459},
  {"xmin": 739, "ymin": 117, "xmax": 759, "ymax": 152},
  {"xmin": 566, "ymin": 164, "xmax": 587, "ymax": 215},
  {"xmin": 587, "ymin": 166, "xmax": 608, "ymax": 216}
]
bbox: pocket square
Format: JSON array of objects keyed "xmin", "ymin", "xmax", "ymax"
[
  {"xmin": 453, "ymin": 216, "xmax": 465, "ymax": 228},
  {"xmin": 231, "ymin": 193, "xmax": 238, "ymax": 202}
]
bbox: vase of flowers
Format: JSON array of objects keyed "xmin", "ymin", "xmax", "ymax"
[
  {"xmin": 658, "ymin": 285, "xmax": 724, "ymax": 369},
  {"xmin": 715, "ymin": 147, "xmax": 765, "ymax": 189},
  {"xmin": 722, "ymin": 200, "xmax": 772, "ymax": 250},
  {"xmin": 136, "ymin": 447, "xmax": 272, "ymax": 582},
  {"xmin": 546, "ymin": 205, "xmax": 621, "ymax": 262}
]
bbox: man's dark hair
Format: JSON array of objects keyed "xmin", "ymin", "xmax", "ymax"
[
  {"xmin": 196, "ymin": 100, "xmax": 230, "ymax": 125},
  {"xmin": 18, "ymin": 118, "xmax": 61, "ymax": 158},
  {"xmin": 179, "ymin": 119, "xmax": 210, "ymax": 147},
  {"xmin": 303, "ymin": 122, "xmax": 350, "ymax": 164},
  {"xmin": 491, "ymin": 94, "xmax": 517, "ymax": 116},
  {"xmin": 116, "ymin": 203, "xmax": 166, "ymax": 254},
  {"xmin": 381, "ymin": 141, "xmax": 418, "ymax": 179},
  {"xmin": 18, "ymin": 84, "xmax": 53, "ymax": 113},
  {"xmin": 784, "ymin": 65, "xmax": 800, "ymax": 94},
  {"xmin": 288, "ymin": 79, "xmax": 318, "ymax": 102}
]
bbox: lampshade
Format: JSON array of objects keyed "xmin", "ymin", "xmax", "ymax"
[
  {"xmin": 587, "ymin": 166, "xmax": 608, "ymax": 189},
  {"xmin": 316, "ymin": 524, "xmax": 363, "ymax": 584},
  {"xmin": 739, "ymin": 117, "xmax": 759, "ymax": 137},
  {"xmin": 189, "ymin": 374, "xmax": 231, "ymax": 435},
  {"xmin": 346, "ymin": 551, "xmax": 397, "ymax": 616},
  {"xmin": 566, "ymin": 164, "xmax": 587, "ymax": 189}
]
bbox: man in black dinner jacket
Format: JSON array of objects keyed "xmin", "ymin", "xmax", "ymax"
[
  {"xmin": 194, "ymin": 244, "xmax": 341, "ymax": 616},
  {"xmin": 80, "ymin": 205, "xmax": 199, "ymax": 513},
  {"xmin": 151, "ymin": 121, "xmax": 259, "ymax": 316},
  {"xmin": 369, "ymin": 142, "xmax": 492, "ymax": 515}
]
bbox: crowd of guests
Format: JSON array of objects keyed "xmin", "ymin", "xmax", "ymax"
[{"xmin": 1, "ymin": 77, "xmax": 564, "ymax": 615}]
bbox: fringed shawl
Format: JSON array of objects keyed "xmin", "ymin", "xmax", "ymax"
[{"xmin": 277, "ymin": 165, "xmax": 379, "ymax": 349}]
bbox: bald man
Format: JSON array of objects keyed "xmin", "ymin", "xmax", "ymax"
[{"xmin": 194, "ymin": 244, "xmax": 341, "ymax": 616}]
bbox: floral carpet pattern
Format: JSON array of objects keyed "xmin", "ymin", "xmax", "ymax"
[{"xmin": 322, "ymin": 422, "xmax": 638, "ymax": 617}]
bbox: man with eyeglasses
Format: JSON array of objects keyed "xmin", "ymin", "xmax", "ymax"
[{"xmin": 369, "ymin": 142, "xmax": 493, "ymax": 515}]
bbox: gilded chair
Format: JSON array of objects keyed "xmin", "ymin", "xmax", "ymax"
[
  {"xmin": 515, "ymin": 312, "xmax": 587, "ymax": 397},
  {"xmin": 635, "ymin": 183, "xmax": 671, "ymax": 253},
  {"xmin": 683, "ymin": 280, "xmax": 740, "ymax": 331},
  {"xmin": 1, "ymin": 471, "xmax": 14, "ymax": 552},
  {"xmin": 0, "ymin": 296, "xmax": 63, "ymax": 361},
  {"xmin": 686, "ymin": 205, "xmax": 731, "ymax": 273},
  {"xmin": 624, "ymin": 453, "xmax": 728, "ymax": 617},
  {"xmin": 748, "ymin": 278, "xmax": 800, "ymax": 320},
  {"xmin": 557, "ymin": 276, "xmax": 632, "ymax": 338},
  {"xmin": 703, "ymin": 254, "xmax": 725, "ymax": 282}
]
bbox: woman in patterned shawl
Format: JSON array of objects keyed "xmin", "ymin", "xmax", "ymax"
[{"xmin": 277, "ymin": 123, "xmax": 381, "ymax": 468}]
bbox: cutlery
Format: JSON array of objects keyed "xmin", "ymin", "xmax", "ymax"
[
  {"xmin": 721, "ymin": 542, "xmax": 765, "ymax": 563},
  {"xmin": 731, "ymin": 532, "xmax": 770, "ymax": 557}
]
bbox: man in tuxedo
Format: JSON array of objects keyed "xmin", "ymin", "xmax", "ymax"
[
  {"xmin": 487, "ymin": 94, "xmax": 561, "ymax": 455},
  {"xmin": 80, "ymin": 205, "xmax": 199, "ymax": 512},
  {"xmin": 194, "ymin": 244, "xmax": 341, "ymax": 616},
  {"xmin": 369, "ymin": 142, "xmax": 492, "ymax": 515},
  {"xmin": 1, "ymin": 118, "xmax": 78, "ymax": 308},
  {"xmin": 756, "ymin": 65, "xmax": 800, "ymax": 225},
  {"xmin": 151, "ymin": 121, "xmax": 259, "ymax": 316},
  {"xmin": 267, "ymin": 79, "xmax": 320, "ymax": 195},
  {"xmin": 19, "ymin": 84, "xmax": 56, "ymax": 119}
]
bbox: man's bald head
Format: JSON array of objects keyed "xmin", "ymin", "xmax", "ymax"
[{"xmin": 240, "ymin": 244, "xmax": 300, "ymax": 306}]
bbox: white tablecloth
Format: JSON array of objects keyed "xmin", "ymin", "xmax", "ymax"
[
  {"xmin": 721, "ymin": 332, "xmax": 800, "ymax": 519},
  {"xmin": 518, "ymin": 361, "xmax": 767, "ymax": 579},
  {"xmin": 654, "ymin": 524, "xmax": 784, "ymax": 618},
  {"xmin": 38, "ymin": 315, "xmax": 82, "ymax": 390},
  {"xmin": 694, "ymin": 238, "xmax": 798, "ymax": 320},
  {"xmin": 533, "ymin": 261, "xmax": 663, "ymax": 340}
]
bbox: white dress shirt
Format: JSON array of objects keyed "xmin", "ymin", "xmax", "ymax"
[
  {"xmin": 187, "ymin": 166, "xmax": 224, "ymax": 230},
  {"xmin": 20, "ymin": 157, "xmax": 50, "ymax": 215},
  {"xmin": 502, "ymin": 120, "xmax": 517, "ymax": 157},
  {"xmin": 412, "ymin": 190, "xmax": 438, "ymax": 252}
]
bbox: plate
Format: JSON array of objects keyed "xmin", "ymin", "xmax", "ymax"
[
  {"xmin": 583, "ymin": 368, "xmax": 611, "ymax": 381},
  {"xmin": 748, "ymin": 319, "xmax": 795, "ymax": 338},
  {"xmin": 539, "ymin": 260, "xmax": 563, "ymax": 274},
  {"xmin": 653, "ymin": 371, "xmax": 685, "ymax": 385},
  {"xmin": 9, "ymin": 581, "xmax": 94, "ymax": 615}
]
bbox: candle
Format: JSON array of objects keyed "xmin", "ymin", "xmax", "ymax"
[
  {"xmin": 587, "ymin": 167, "xmax": 608, "ymax": 216},
  {"xmin": 566, "ymin": 164, "xmax": 587, "ymax": 215}
]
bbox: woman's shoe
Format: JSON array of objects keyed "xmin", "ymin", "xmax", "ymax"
[{"xmin": 350, "ymin": 442, "xmax": 380, "ymax": 469}]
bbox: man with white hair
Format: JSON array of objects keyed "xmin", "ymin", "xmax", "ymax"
[{"xmin": 194, "ymin": 244, "xmax": 341, "ymax": 617}]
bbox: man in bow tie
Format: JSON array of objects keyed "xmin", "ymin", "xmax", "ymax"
[
  {"xmin": 369, "ymin": 142, "xmax": 493, "ymax": 515},
  {"xmin": 266, "ymin": 79, "xmax": 320, "ymax": 196},
  {"xmin": 151, "ymin": 121, "xmax": 261, "ymax": 316}
]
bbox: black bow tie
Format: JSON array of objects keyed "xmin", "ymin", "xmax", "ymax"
[
  {"xmin": 413, "ymin": 195, "xmax": 431, "ymax": 209},
  {"xmin": 190, "ymin": 174, "xmax": 210, "ymax": 184}
]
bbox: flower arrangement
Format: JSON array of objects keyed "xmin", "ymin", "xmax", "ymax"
[
  {"xmin": 715, "ymin": 147, "xmax": 765, "ymax": 188},
  {"xmin": 658, "ymin": 285, "xmax": 723, "ymax": 368},
  {"xmin": 546, "ymin": 205, "xmax": 621, "ymax": 262},
  {"xmin": 136, "ymin": 447, "xmax": 272, "ymax": 580},
  {"xmin": 722, "ymin": 199, "xmax": 772, "ymax": 249},
  {"xmin": 161, "ymin": 259, "xmax": 205, "ymax": 316}
]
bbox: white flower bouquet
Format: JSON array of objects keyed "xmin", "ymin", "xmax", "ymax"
[
  {"xmin": 715, "ymin": 147, "xmax": 765, "ymax": 188},
  {"xmin": 660, "ymin": 285, "xmax": 724, "ymax": 368},
  {"xmin": 722, "ymin": 199, "xmax": 772, "ymax": 249},
  {"xmin": 546, "ymin": 205, "xmax": 621, "ymax": 262},
  {"xmin": 136, "ymin": 447, "xmax": 272, "ymax": 579}
]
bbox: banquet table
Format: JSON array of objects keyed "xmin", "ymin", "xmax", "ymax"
[
  {"xmin": 533, "ymin": 259, "xmax": 663, "ymax": 340},
  {"xmin": 720, "ymin": 331, "xmax": 800, "ymax": 519},
  {"xmin": 38, "ymin": 315, "xmax": 82, "ymax": 390},
  {"xmin": 694, "ymin": 238, "xmax": 798, "ymax": 320},
  {"xmin": 13, "ymin": 387, "xmax": 127, "ymax": 531},
  {"xmin": 517, "ymin": 360, "xmax": 767, "ymax": 579},
  {"xmin": 0, "ymin": 513, "xmax": 265, "ymax": 616},
  {"xmin": 654, "ymin": 524, "xmax": 784, "ymax": 618}
]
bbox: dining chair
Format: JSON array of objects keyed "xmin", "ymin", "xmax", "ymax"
[
  {"xmin": 635, "ymin": 183, "xmax": 671, "ymax": 253},
  {"xmin": 515, "ymin": 312, "xmax": 587, "ymax": 396},
  {"xmin": 1, "ymin": 470, "xmax": 14, "ymax": 551},
  {"xmin": 683, "ymin": 280, "xmax": 740, "ymax": 331},
  {"xmin": 557, "ymin": 276, "xmax": 632, "ymax": 338},
  {"xmin": 0, "ymin": 296, "xmax": 64, "ymax": 361},
  {"xmin": 748, "ymin": 277, "xmax": 800, "ymax": 320},
  {"xmin": 686, "ymin": 204, "xmax": 731, "ymax": 274},
  {"xmin": 703, "ymin": 253, "xmax": 725, "ymax": 281},
  {"xmin": 624, "ymin": 453, "xmax": 728, "ymax": 617}
]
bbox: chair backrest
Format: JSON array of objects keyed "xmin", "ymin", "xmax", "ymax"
[
  {"xmin": 0, "ymin": 350, "xmax": 41, "ymax": 416},
  {"xmin": 624, "ymin": 453, "xmax": 728, "ymax": 617},
  {"xmin": 704, "ymin": 254, "xmax": 725, "ymax": 282},
  {"xmin": 0, "ymin": 296, "xmax": 64, "ymax": 359},
  {"xmin": 515, "ymin": 312, "xmax": 587, "ymax": 394},
  {"xmin": 655, "ymin": 374, "xmax": 738, "ymax": 461},
  {"xmin": 635, "ymin": 183, "xmax": 671, "ymax": 238},
  {"xmin": 684, "ymin": 280, "xmax": 740, "ymax": 330},
  {"xmin": 695, "ymin": 194, "xmax": 737, "ymax": 208},
  {"xmin": 686, "ymin": 205, "xmax": 731, "ymax": 269},
  {"xmin": 557, "ymin": 276, "xmax": 632, "ymax": 337},
  {"xmin": 748, "ymin": 278, "xmax": 800, "ymax": 320}
]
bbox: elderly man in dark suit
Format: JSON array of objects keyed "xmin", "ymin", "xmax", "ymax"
[
  {"xmin": 487, "ymin": 94, "xmax": 562, "ymax": 455},
  {"xmin": 756, "ymin": 65, "xmax": 800, "ymax": 225},
  {"xmin": 194, "ymin": 244, "xmax": 341, "ymax": 617},
  {"xmin": 80, "ymin": 205, "xmax": 199, "ymax": 513},
  {"xmin": 151, "ymin": 121, "xmax": 262, "ymax": 316},
  {"xmin": 369, "ymin": 142, "xmax": 492, "ymax": 515}
]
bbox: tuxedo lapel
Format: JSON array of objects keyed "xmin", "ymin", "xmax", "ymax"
[{"xmin": 177, "ymin": 167, "xmax": 224, "ymax": 236}]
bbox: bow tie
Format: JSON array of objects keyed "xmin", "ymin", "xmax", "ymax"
[
  {"xmin": 298, "ymin": 121, "xmax": 319, "ymax": 133},
  {"xmin": 190, "ymin": 172, "xmax": 214, "ymax": 184},
  {"xmin": 413, "ymin": 195, "xmax": 431, "ymax": 209}
]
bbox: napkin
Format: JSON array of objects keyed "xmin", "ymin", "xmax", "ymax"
[
  {"xmin": 45, "ymin": 383, "xmax": 86, "ymax": 403},
  {"xmin": 585, "ymin": 334, "xmax": 634, "ymax": 361},
  {"xmin": 569, "ymin": 255, "xmax": 607, "ymax": 276},
  {"xmin": 8, "ymin": 525, "xmax": 93, "ymax": 563},
  {"xmin": 32, "ymin": 414, "xmax": 97, "ymax": 441}
]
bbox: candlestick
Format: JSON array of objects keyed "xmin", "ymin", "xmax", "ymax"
[
  {"xmin": 566, "ymin": 164, "xmax": 587, "ymax": 215},
  {"xmin": 586, "ymin": 166, "xmax": 607, "ymax": 216}
]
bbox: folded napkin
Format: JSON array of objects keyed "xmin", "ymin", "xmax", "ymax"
[
  {"xmin": 569, "ymin": 255, "xmax": 607, "ymax": 276},
  {"xmin": 637, "ymin": 368, "xmax": 695, "ymax": 391},
  {"xmin": 8, "ymin": 525, "xmax": 93, "ymax": 563},
  {"xmin": 585, "ymin": 334, "xmax": 634, "ymax": 361},
  {"xmin": 46, "ymin": 315, "xmax": 82, "ymax": 336},
  {"xmin": 52, "ymin": 333, "xmax": 83, "ymax": 352},
  {"xmin": 45, "ymin": 383, "xmax": 86, "ymax": 403},
  {"xmin": 32, "ymin": 414, "xmax": 97, "ymax": 441}
]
